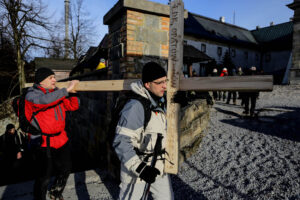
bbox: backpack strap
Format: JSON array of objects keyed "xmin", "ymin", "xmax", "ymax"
[
  {"xmin": 125, "ymin": 91, "xmax": 152, "ymax": 130},
  {"xmin": 42, "ymin": 132, "xmax": 61, "ymax": 158},
  {"xmin": 33, "ymin": 115, "xmax": 61, "ymax": 158}
]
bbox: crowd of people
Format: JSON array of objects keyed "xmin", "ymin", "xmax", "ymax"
[{"xmin": 212, "ymin": 66, "xmax": 260, "ymax": 117}]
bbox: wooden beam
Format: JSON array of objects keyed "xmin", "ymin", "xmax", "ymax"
[
  {"xmin": 25, "ymin": 79, "xmax": 139, "ymax": 91},
  {"xmin": 25, "ymin": 75, "xmax": 273, "ymax": 92},
  {"xmin": 179, "ymin": 75, "xmax": 273, "ymax": 92},
  {"xmin": 165, "ymin": 0, "xmax": 185, "ymax": 175}
]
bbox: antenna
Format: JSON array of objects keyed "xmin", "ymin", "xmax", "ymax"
[
  {"xmin": 64, "ymin": 0, "xmax": 70, "ymax": 59},
  {"xmin": 233, "ymin": 10, "xmax": 235, "ymax": 25}
]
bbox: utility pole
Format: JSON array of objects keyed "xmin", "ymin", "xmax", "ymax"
[
  {"xmin": 64, "ymin": 0, "xmax": 70, "ymax": 59},
  {"xmin": 233, "ymin": 10, "xmax": 235, "ymax": 25}
]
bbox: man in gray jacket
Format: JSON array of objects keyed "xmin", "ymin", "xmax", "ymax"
[{"xmin": 113, "ymin": 62, "xmax": 174, "ymax": 200}]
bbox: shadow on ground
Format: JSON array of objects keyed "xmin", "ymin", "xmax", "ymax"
[{"xmin": 215, "ymin": 106, "xmax": 300, "ymax": 142}]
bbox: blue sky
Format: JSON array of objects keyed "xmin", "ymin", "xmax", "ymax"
[{"xmin": 45, "ymin": 0, "xmax": 294, "ymax": 47}]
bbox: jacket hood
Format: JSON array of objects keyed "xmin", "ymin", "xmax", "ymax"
[{"xmin": 130, "ymin": 80, "xmax": 158, "ymax": 107}]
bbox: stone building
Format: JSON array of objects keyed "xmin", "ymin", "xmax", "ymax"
[{"xmin": 184, "ymin": 13, "xmax": 293, "ymax": 83}]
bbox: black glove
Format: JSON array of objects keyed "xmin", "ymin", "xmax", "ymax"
[
  {"xmin": 172, "ymin": 91, "xmax": 189, "ymax": 107},
  {"xmin": 137, "ymin": 164, "xmax": 160, "ymax": 184}
]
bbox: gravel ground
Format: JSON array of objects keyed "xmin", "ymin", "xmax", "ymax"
[
  {"xmin": 173, "ymin": 85, "xmax": 300, "ymax": 200},
  {"xmin": 1, "ymin": 85, "xmax": 299, "ymax": 200}
]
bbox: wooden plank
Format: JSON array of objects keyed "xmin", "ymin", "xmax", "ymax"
[
  {"xmin": 25, "ymin": 79, "xmax": 138, "ymax": 91},
  {"xmin": 165, "ymin": 0, "xmax": 184, "ymax": 175},
  {"xmin": 179, "ymin": 75, "xmax": 273, "ymax": 91},
  {"xmin": 25, "ymin": 75, "xmax": 273, "ymax": 92}
]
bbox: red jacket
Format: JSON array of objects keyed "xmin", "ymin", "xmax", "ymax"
[{"xmin": 25, "ymin": 84, "xmax": 79, "ymax": 149}]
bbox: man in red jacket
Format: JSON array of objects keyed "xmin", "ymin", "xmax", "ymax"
[{"xmin": 25, "ymin": 67, "xmax": 80, "ymax": 200}]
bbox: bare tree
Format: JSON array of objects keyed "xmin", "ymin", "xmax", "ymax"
[
  {"xmin": 69, "ymin": 0, "xmax": 95, "ymax": 60},
  {"xmin": 0, "ymin": 0, "xmax": 51, "ymax": 92},
  {"xmin": 45, "ymin": 24, "xmax": 65, "ymax": 58}
]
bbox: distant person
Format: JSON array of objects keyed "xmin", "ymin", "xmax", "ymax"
[
  {"xmin": 219, "ymin": 68, "xmax": 228, "ymax": 101},
  {"xmin": 96, "ymin": 58, "xmax": 106, "ymax": 70},
  {"xmin": 226, "ymin": 68, "xmax": 237, "ymax": 105},
  {"xmin": 243, "ymin": 66, "xmax": 259, "ymax": 117},
  {"xmin": 0, "ymin": 124, "xmax": 23, "ymax": 183},
  {"xmin": 237, "ymin": 67, "xmax": 245, "ymax": 105},
  {"xmin": 26, "ymin": 67, "xmax": 80, "ymax": 200},
  {"xmin": 212, "ymin": 68, "xmax": 219, "ymax": 100}
]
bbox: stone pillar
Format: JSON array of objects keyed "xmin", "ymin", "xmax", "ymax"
[
  {"xmin": 288, "ymin": 0, "xmax": 300, "ymax": 84},
  {"xmin": 103, "ymin": 0, "xmax": 173, "ymax": 80}
]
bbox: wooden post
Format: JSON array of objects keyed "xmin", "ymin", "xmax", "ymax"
[{"xmin": 165, "ymin": 0, "xmax": 184, "ymax": 174}]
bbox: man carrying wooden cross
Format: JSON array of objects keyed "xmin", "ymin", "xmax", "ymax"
[{"xmin": 113, "ymin": 62, "xmax": 174, "ymax": 200}]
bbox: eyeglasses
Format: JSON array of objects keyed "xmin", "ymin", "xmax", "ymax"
[{"xmin": 152, "ymin": 79, "xmax": 169, "ymax": 85}]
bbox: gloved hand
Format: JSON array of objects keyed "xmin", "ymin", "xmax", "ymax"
[
  {"xmin": 172, "ymin": 91, "xmax": 189, "ymax": 107},
  {"xmin": 138, "ymin": 165, "xmax": 160, "ymax": 184}
]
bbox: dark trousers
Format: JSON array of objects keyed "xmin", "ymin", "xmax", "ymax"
[
  {"xmin": 227, "ymin": 91, "xmax": 237, "ymax": 104},
  {"xmin": 33, "ymin": 142, "xmax": 72, "ymax": 200},
  {"xmin": 213, "ymin": 91, "xmax": 218, "ymax": 100},
  {"xmin": 244, "ymin": 93, "xmax": 258, "ymax": 114},
  {"xmin": 217, "ymin": 91, "xmax": 226, "ymax": 100}
]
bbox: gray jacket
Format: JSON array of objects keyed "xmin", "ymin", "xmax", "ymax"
[{"xmin": 113, "ymin": 80, "xmax": 167, "ymax": 183}]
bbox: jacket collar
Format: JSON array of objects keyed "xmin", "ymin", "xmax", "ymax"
[
  {"xmin": 130, "ymin": 80, "xmax": 166, "ymax": 111},
  {"xmin": 34, "ymin": 83, "xmax": 55, "ymax": 94}
]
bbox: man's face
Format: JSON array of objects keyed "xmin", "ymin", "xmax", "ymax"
[
  {"xmin": 8, "ymin": 128, "xmax": 15, "ymax": 134},
  {"xmin": 40, "ymin": 75, "xmax": 56, "ymax": 90},
  {"xmin": 144, "ymin": 76, "xmax": 167, "ymax": 97}
]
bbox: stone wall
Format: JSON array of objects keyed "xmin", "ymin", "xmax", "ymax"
[
  {"xmin": 288, "ymin": 0, "xmax": 300, "ymax": 84},
  {"xmin": 179, "ymin": 99, "xmax": 211, "ymax": 164}
]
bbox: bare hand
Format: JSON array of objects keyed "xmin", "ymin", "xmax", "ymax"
[
  {"xmin": 17, "ymin": 152, "xmax": 22, "ymax": 159},
  {"xmin": 67, "ymin": 80, "xmax": 79, "ymax": 93}
]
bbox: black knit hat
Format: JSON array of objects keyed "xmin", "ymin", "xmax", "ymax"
[
  {"xmin": 35, "ymin": 67, "xmax": 55, "ymax": 83},
  {"xmin": 6, "ymin": 124, "xmax": 15, "ymax": 131},
  {"xmin": 142, "ymin": 62, "xmax": 166, "ymax": 83}
]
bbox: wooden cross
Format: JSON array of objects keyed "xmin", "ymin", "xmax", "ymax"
[{"xmin": 26, "ymin": 0, "xmax": 273, "ymax": 175}]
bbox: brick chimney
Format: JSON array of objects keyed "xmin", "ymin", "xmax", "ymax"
[{"xmin": 287, "ymin": 0, "xmax": 300, "ymax": 84}]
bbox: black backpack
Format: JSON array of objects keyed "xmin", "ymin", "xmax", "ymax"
[
  {"xmin": 108, "ymin": 91, "xmax": 152, "ymax": 146},
  {"xmin": 107, "ymin": 91, "xmax": 152, "ymax": 181},
  {"xmin": 12, "ymin": 87, "xmax": 62, "ymax": 158},
  {"xmin": 12, "ymin": 87, "xmax": 41, "ymax": 136}
]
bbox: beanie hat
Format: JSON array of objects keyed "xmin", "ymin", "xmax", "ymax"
[
  {"xmin": 6, "ymin": 124, "xmax": 15, "ymax": 131},
  {"xmin": 142, "ymin": 62, "xmax": 166, "ymax": 83},
  {"xmin": 213, "ymin": 68, "xmax": 218, "ymax": 73},
  {"xmin": 35, "ymin": 67, "xmax": 55, "ymax": 84}
]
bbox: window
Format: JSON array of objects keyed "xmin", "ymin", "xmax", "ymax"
[
  {"xmin": 244, "ymin": 51, "xmax": 248, "ymax": 60},
  {"xmin": 201, "ymin": 44, "xmax": 206, "ymax": 53},
  {"xmin": 217, "ymin": 47, "xmax": 222, "ymax": 56},
  {"xmin": 231, "ymin": 49, "xmax": 236, "ymax": 57}
]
